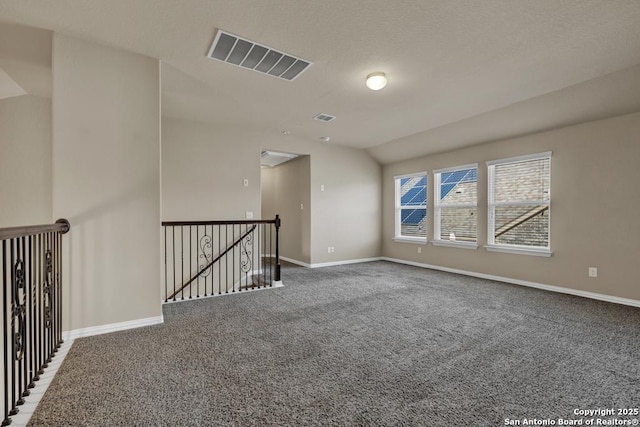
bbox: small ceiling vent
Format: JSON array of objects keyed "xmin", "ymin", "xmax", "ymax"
[
  {"xmin": 261, "ymin": 151, "xmax": 299, "ymax": 168},
  {"xmin": 313, "ymin": 113, "xmax": 336, "ymax": 122},
  {"xmin": 207, "ymin": 30, "xmax": 312, "ymax": 81}
]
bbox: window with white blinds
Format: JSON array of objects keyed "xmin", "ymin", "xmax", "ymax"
[
  {"xmin": 487, "ymin": 152, "xmax": 551, "ymax": 256},
  {"xmin": 394, "ymin": 172, "xmax": 427, "ymax": 242},
  {"xmin": 434, "ymin": 164, "xmax": 478, "ymax": 248}
]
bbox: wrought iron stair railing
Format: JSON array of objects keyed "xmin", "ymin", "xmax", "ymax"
[
  {"xmin": 161, "ymin": 215, "xmax": 281, "ymax": 303},
  {"xmin": 0, "ymin": 219, "xmax": 70, "ymax": 426}
]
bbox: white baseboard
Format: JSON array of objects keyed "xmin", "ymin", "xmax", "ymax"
[
  {"xmin": 62, "ymin": 315, "xmax": 164, "ymax": 341},
  {"xmin": 9, "ymin": 340, "xmax": 74, "ymax": 427},
  {"xmin": 381, "ymin": 257, "xmax": 640, "ymax": 308},
  {"xmin": 310, "ymin": 257, "xmax": 382, "ymax": 268},
  {"xmin": 280, "ymin": 256, "xmax": 311, "ymax": 268},
  {"xmin": 281, "ymin": 256, "xmax": 382, "ymax": 269}
]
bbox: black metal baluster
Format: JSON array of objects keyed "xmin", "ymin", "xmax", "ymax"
[
  {"xmin": 194, "ymin": 225, "xmax": 199, "ymax": 298},
  {"xmin": 28, "ymin": 235, "xmax": 35, "ymax": 391},
  {"xmin": 269, "ymin": 222, "xmax": 273, "ymax": 285},
  {"xmin": 180, "ymin": 226, "xmax": 184, "ymax": 300},
  {"xmin": 196, "ymin": 225, "xmax": 200, "ymax": 296},
  {"xmin": 218, "ymin": 225, "xmax": 221, "ymax": 295},
  {"xmin": 47, "ymin": 233, "xmax": 55, "ymax": 365},
  {"xmin": 2, "ymin": 240, "xmax": 11, "ymax": 426},
  {"xmin": 232, "ymin": 225, "xmax": 236, "ymax": 293},
  {"xmin": 164, "ymin": 226, "xmax": 167, "ymax": 302},
  {"xmin": 251, "ymin": 224, "xmax": 260, "ymax": 289},
  {"xmin": 51, "ymin": 233, "xmax": 57, "ymax": 355},
  {"xmin": 211, "ymin": 224, "xmax": 220, "ymax": 295},
  {"xmin": 56, "ymin": 231, "xmax": 63, "ymax": 348},
  {"xmin": 244, "ymin": 224, "xmax": 248, "ymax": 290},
  {"xmin": 19, "ymin": 236, "xmax": 28, "ymax": 402},
  {"xmin": 225, "ymin": 225, "xmax": 229, "ymax": 293},
  {"xmin": 258, "ymin": 224, "xmax": 262, "ymax": 288},
  {"xmin": 33, "ymin": 234, "xmax": 40, "ymax": 384},
  {"xmin": 275, "ymin": 215, "xmax": 281, "ymax": 284},
  {"xmin": 244, "ymin": 224, "xmax": 248, "ymax": 291},
  {"xmin": 9, "ymin": 239, "xmax": 18, "ymax": 416},
  {"xmin": 172, "ymin": 227, "xmax": 176, "ymax": 302},
  {"xmin": 189, "ymin": 225, "xmax": 192, "ymax": 299},
  {"xmin": 44, "ymin": 233, "xmax": 52, "ymax": 369},
  {"xmin": 37, "ymin": 234, "xmax": 43, "ymax": 377}
]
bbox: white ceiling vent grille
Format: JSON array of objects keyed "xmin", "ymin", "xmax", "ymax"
[
  {"xmin": 261, "ymin": 151, "xmax": 299, "ymax": 168},
  {"xmin": 313, "ymin": 113, "xmax": 336, "ymax": 122},
  {"xmin": 207, "ymin": 30, "xmax": 312, "ymax": 81}
]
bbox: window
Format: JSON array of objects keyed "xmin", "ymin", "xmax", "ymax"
[
  {"xmin": 394, "ymin": 172, "xmax": 427, "ymax": 243},
  {"xmin": 487, "ymin": 152, "xmax": 551, "ymax": 256},
  {"xmin": 433, "ymin": 165, "xmax": 478, "ymax": 248}
]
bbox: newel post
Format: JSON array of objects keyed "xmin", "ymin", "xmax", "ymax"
[{"xmin": 274, "ymin": 215, "xmax": 281, "ymax": 282}]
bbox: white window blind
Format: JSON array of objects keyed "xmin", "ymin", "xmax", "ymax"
[
  {"xmin": 434, "ymin": 165, "xmax": 478, "ymax": 246},
  {"xmin": 487, "ymin": 152, "xmax": 551, "ymax": 253}
]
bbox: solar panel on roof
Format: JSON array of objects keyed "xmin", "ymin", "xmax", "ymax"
[
  {"xmin": 401, "ymin": 209, "xmax": 426, "ymax": 224},
  {"xmin": 440, "ymin": 168, "xmax": 478, "ymax": 199},
  {"xmin": 402, "ymin": 187, "xmax": 426, "ymax": 206}
]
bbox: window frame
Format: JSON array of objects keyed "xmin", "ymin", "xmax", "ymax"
[
  {"xmin": 486, "ymin": 152, "xmax": 552, "ymax": 257},
  {"xmin": 433, "ymin": 163, "xmax": 478, "ymax": 249},
  {"xmin": 393, "ymin": 172, "xmax": 428, "ymax": 244}
]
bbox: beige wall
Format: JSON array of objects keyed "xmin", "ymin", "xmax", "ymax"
[
  {"xmin": 52, "ymin": 34, "xmax": 161, "ymax": 330},
  {"xmin": 261, "ymin": 156, "xmax": 311, "ymax": 263},
  {"xmin": 162, "ymin": 117, "xmax": 382, "ymax": 265},
  {"xmin": 310, "ymin": 146, "xmax": 381, "ymax": 264},
  {"xmin": 382, "ymin": 111, "xmax": 640, "ymax": 301},
  {"xmin": 162, "ymin": 117, "xmax": 261, "ymax": 220},
  {"xmin": 0, "ymin": 95, "xmax": 52, "ymax": 227}
]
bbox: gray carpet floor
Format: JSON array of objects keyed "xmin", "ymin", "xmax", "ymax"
[{"xmin": 28, "ymin": 261, "xmax": 640, "ymax": 426}]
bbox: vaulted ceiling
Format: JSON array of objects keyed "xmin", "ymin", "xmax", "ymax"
[{"xmin": 2, "ymin": 0, "xmax": 640, "ymax": 163}]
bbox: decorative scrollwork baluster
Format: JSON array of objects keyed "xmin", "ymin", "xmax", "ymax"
[
  {"xmin": 240, "ymin": 231, "xmax": 253, "ymax": 274},
  {"xmin": 12, "ymin": 259, "xmax": 27, "ymax": 361},
  {"xmin": 199, "ymin": 235, "xmax": 213, "ymax": 277},
  {"xmin": 43, "ymin": 249, "xmax": 52, "ymax": 330}
]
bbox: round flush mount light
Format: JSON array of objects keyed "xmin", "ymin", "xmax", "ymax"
[{"xmin": 365, "ymin": 72, "xmax": 387, "ymax": 91}]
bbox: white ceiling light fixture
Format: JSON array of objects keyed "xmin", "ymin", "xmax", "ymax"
[{"xmin": 366, "ymin": 72, "xmax": 387, "ymax": 91}]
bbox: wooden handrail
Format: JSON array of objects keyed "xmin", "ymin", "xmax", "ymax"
[
  {"xmin": 0, "ymin": 219, "xmax": 70, "ymax": 241},
  {"xmin": 162, "ymin": 219, "xmax": 276, "ymax": 227}
]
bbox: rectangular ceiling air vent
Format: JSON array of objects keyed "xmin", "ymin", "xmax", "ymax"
[
  {"xmin": 313, "ymin": 113, "xmax": 336, "ymax": 122},
  {"xmin": 261, "ymin": 151, "xmax": 299, "ymax": 168},
  {"xmin": 207, "ymin": 30, "xmax": 312, "ymax": 81}
]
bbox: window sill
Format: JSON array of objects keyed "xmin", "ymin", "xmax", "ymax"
[
  {"xmin": 432, "ymin": 240, "xmax": 478, "ymax": 250},
  {"xmin": 484, "ymin": 245, "xmax": 552, "ymax": 257},
  {"xmin": 393, "ymin": 237, "xmax": 427, "ymax": 245}
]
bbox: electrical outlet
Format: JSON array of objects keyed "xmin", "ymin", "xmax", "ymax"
[
  {"xmin": 300, "ymin": 203, "xmax": 304, "ymax": 210},
  {"xmin": 245, "ymin": 211, "xmax": 253, "ymax": 219},
  {"xmin": 243, "ymin": 179, "xmax": 249, "ymax": 187},
  {"xmin": 331, "ymin": 247, "xmax": 335, "ymax": 253},
  {"xmin": 327, "ymin": 246, "xmax": 331, "ymax": 253},
  {"xmin": 588, "ymin": 267, "xmax": 598, "ymax": 278},
  {"xmin": 417, "ymin": 247, "xmax": 422, "ymax": 254},
  {"xmin": 321, "ymin": 185, "xmax": 325, "ymax": 192}
]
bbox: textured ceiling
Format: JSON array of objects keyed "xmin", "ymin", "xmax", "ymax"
[{"xmin": 1, "ymin": 0, "xmax": 640, "ymax": 163}]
